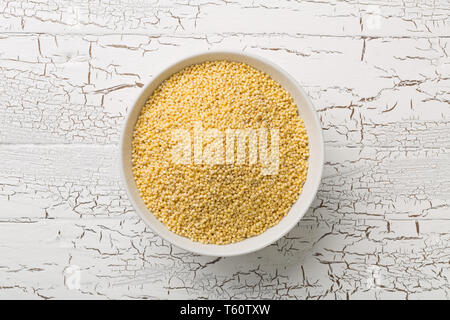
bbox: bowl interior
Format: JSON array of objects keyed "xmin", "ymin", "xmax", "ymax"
[{"xmin": 120, "ymin": 51, "xmax": 324, "ymax": 256}]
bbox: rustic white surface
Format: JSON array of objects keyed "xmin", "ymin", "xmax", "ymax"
[{"xmin": 0, "ymin": 0, "xmax": 449, "ymax": 300}]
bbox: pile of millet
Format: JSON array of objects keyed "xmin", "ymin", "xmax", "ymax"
[{"xmin": 132, "ymin": 60, "xmax": 309, "ymax": 244}]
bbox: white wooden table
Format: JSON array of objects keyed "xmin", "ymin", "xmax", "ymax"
[{"xmin": 0, "ymin": 0, "xmax": 449, "ymax": 300}]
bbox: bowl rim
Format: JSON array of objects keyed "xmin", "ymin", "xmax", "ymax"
[{"xmin": 120, "ymin": 50, "xmax": 324, "ymax": 256}]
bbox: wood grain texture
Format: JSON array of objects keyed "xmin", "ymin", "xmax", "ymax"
[{"xmin": 0, "ymin": 0, "xmax": 449, "ymax": 299}]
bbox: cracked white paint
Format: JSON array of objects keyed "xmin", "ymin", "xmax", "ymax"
[{"xmin": 0, "ymin": 0, "xmax": 449, "ymax": 299}]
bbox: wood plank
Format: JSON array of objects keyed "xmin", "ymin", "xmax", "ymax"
[
  {"xmin": 0, "ymin": 0, "xmax": 448, "ymax": 36},
  {"xmin": 0, "ymin": 215, "xmax": 448, "ymax": 299},
  {"xmin": 0, "ymin": 34, "xmax": 449, "ymax": 146}
]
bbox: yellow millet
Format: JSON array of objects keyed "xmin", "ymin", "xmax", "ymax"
[{"xmin": 132, "ymin": 60, "xmax": 309, "ymax": 245}]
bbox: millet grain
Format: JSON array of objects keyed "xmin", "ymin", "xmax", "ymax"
[{"xmin": 132, "ymin": 61, "xmax": 309, "ymax": 244}]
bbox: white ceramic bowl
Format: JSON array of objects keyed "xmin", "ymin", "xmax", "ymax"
[{"xmin": 120, "ymin": 51, "xmax": 324, "ymax": 257}]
